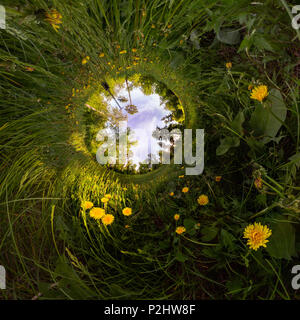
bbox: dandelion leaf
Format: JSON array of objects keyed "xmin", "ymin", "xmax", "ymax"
[
  {"xmin": 249, "ymin": 89, "xmax": 287, "ymax": 144},
  {"xmin": 266, "ymin": 222, "xmax": 296, "ymax": 260},
  {"xmin": 216, "ymin": 136, "xmax": 240, "ymax": 156}
]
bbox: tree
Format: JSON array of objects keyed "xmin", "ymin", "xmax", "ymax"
[
  {"xmin": 118, "ymin": 96, "xmax": 128, "ymax": 103},
  {"xmin": 125, "ymin": 77, "xmax": 138, "ymax": 115},
  {"xmin": 125, "ymin": 104, "xmax": 138, "ymax": 115}
]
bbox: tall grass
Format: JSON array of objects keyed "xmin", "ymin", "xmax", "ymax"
[{"xmin": 0, "ymin": 0, "xmax": 299, "ymax": 299}]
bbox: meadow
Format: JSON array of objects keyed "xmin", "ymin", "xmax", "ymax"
[{"xmin": 0, "ymin": 0, "xmax": 300, "ymax": 300}]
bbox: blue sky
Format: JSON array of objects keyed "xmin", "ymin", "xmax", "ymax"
[{"xmin": 102, "ymin": 83, "xmax": 172, "ymax": 168}]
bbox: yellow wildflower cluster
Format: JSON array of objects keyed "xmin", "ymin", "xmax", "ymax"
[
  {"xmin": 81, "ymin": 195, "xmax": 115, "ymax": 226},
  {"xmin": 81, "ymin": 191, "xmax": 133, "ymax": 227}
]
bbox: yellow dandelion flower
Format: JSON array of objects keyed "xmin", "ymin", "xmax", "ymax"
[
  {"xmin": 178, "ymin": 175, "xmax": 184, "ymax": 178},
  {"xmin": 250, "ymin": 85, "xmax": 269, "ymax": 102},
  {"xmin": 45, "ymin": 9, "xmax": 62, "ymax": 32},
  {"xmin": 169, "ymin": 192, "xmax": 174, "ymax": 196},
  {"xmin": 243, "ymin": 222, "xmax": 272, "ymax": 250},
  {"xmin": 81, "ymin": 201, "xmax": 93, "ymax": 210},
  {"xmin": 226, "ymin": 62, "xmax": 232, "ymax": 69},
  {"xmin": 151, "ymin": 24, "xmax": 155, "ymax": 29},
  {"xmin": 119, "ymin": 50, "xmax": 127, "ymax": 54},
  {"xmin": 122, "ymin": 207, "xmax": 132, "ymax": 216},
  {"xmin": 132, "ymin": 48, "xmax": 137, "ymax": 53},
  {"xmin": 182, "ymin": 187, "xmax": 189, "ymax": 193},
  {"xmin": 123, "ymin": 187, "xmax": 127, "ymax": 191},
  {"xmin": 99, "ymin": 53, "xmax": 105, "ymax": 58},
  {"xmin": 89, "ymin": 207, "xmax": 105, "ymax": 220},
  {"xmin": 82, "ymin": 56, "xmax": 90, "ymax": 65},
  {"xmin": 197, "ymin": 195, "xmax": 209, "ymax": 206},
  {"xmin": 125, "ymin": 224, "xmax": 130, "ymax": 229},
  {"xmin": 101, "ymin": 214, "xmax": 115, "ymax": 225},
  {"xmin": 215, "ymin": 176, "xmax": 222, "ymax": 182},
  {"xmin": 174, "ymin": 214, "xmax": 180, "ymax": 221},
  {"xmin": 104, "ymin": 194, "xmax": 112, "ymax": 199},
  {"xmin": 101, "ymin": 197, "xmax": 109, "ymax": 203},
  {"xmin": 176, "ymin": 226, "xmax": 186, "ymax": 235}
]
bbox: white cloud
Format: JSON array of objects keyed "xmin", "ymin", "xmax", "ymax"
[{"xmin": 102, "ymin": 84, "xmax": 172, "ymax": 169}]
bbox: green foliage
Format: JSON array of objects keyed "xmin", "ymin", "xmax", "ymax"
[
  {"xmin": 249, "ymin": 89, "xmax": 287, "ymax": 143},
  {"xmin": 216, "ymin": 137, "xmax": 240, "ymax": 156},
  {"xmin": 0, "ymin": 0, "xmax": 299, "ymax": 301},
  {"xmin": 267, "ymin": 221, "xmax": 296, "ymax": 260}
]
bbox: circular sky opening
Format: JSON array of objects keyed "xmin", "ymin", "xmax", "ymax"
[{"xmin": 86, "ymin": 75, "xmax": 184, "ymax": 174}]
